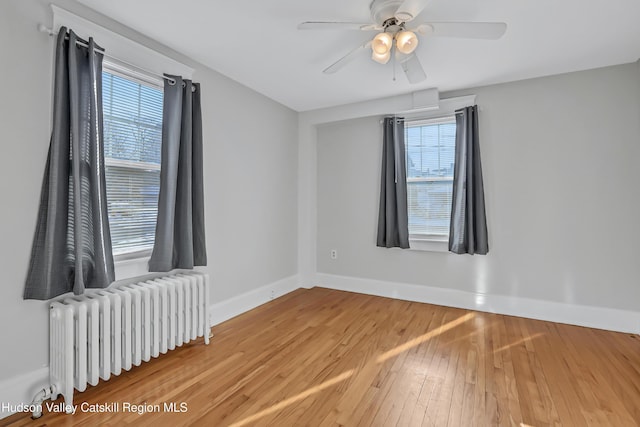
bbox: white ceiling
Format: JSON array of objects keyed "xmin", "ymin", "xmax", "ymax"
[{"xmin": 77, "ymin": 0, "xmax": 640, "ymax": 112}]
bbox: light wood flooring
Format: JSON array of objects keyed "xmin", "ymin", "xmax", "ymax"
[{"xmin": 2, "ymin": 287, "xmax": 640, "ymax": 426}]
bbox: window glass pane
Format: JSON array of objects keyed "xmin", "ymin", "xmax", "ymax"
[
  {"xmin": 406, "ymin": 123, "xmax": 456, "ymax": 178},
  {"xmin": 405, "ymin": 120, "xmax": 456, "ymax": 237},
  {"xmin": 103, "ymin": 73, "xmax": 163, "ymax": 164},
  {"xmin": 105, "ymin": 166, "xmax": 160, "ymax": 254},
  {"xmin": 407, "ymin": 179, "xmax": 454, "ymax": 235},
  {"xmin": 103, "ymin": 71, "xmax": 163, "ymax": 255}
]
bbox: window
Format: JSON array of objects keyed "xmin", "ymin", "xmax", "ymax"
[
  {"xmin": 102, "ymin": 68, "xmax": 163, "ymax": 257},
  {"xmin": 405, "ymin": 117, "xmax": 456, "ymax": 241}
]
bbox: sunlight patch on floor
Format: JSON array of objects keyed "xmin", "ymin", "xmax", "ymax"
[
  {"xmin": 229, "ymin": 369, "xmax": 355, "ymax": 427},
  {"xmin": 493, "ymin": 333, "xmax": 544, "ymax": 354},
  {"xmin": 376, "ymin": 312, "xmax": 475, "ymax": 363}
]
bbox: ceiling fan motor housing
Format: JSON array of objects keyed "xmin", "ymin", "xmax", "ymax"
[{"xmin": 370, "ymin": 0, "xmax": 406, "ymax": 25}]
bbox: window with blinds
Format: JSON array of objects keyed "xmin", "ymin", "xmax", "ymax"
[
  {"xmin": 405, "ymin": 117, "xmax": 456, "ymax": 239},
  {"xmin": 102, "ymin": 69, "xmax": 163, "ymax": 257}
]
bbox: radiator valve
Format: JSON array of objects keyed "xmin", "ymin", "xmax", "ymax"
[{"xmin": 30, "ymin": 385, "xmax": 55, "ymax": 419}]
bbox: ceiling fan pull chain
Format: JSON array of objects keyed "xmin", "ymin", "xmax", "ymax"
[{"xmin": 392, "ymin": 44, "xmax": 397, "ymax": 81}]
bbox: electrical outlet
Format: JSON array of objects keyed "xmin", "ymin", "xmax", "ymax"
[{"xmin": 330, "ymin": 249, "xmax": 338, "ymax": 260}]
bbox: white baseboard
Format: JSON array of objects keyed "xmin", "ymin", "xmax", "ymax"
[
  {"xmin": 316, "ymin": 273, "xmax": 640, "ymax": 334},
  {"xmin": 0, "ymin": 367, "xmax": 48, "ymax": 420},
  {"xmin": 208, "ymin": 274, "xmax": 299, "ymax": 326}
]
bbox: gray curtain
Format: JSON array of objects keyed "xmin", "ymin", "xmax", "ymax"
[
  {"xmin": 149, "ymin": 75, "xmax": 207, "ymax": 271},
  {"xmin": 24, "ymin": 28, "xmax": 114, "ymax": 300},
  {"xmin": 449, "ymin": 106, "xmax": 489, "ymax": 255},
  {"xmin": 377, "ymin": 117, "xmax": 410, "ymax": 248}
]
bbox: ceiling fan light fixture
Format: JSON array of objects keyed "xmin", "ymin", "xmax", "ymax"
[
  {"xmin": 372, "ymin": 32, "xmax": 393, "ymax": 55},
  {"xmin": 396, "ymin": 30, "xmax": 418, "ymax": 54},
  {"xmin": 371, "ymin": 49, "xmax": 391, "ymax": 64}
]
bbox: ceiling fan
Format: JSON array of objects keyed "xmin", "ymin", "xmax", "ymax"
[{"xmin": 298, "ymin": 0, "xmax": 507, "ymax": 84}]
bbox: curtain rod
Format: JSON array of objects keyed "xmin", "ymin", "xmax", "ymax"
[
  {"xmin": 378, "ymin": 109, "xmax": 468, "ymax": 123},
  {"xmin": 37, "ymin": 24, "xmax": 179, "ymax": 86}
]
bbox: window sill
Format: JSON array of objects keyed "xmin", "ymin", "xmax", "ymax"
[
  {"xmin": 409, "ymin": 237, "xmax": 449, "ymax": 253},
  {"xmin": 113, "ymin": 254, "xmax": 151, "ymax": 281},
  {"xmin": 114, "ymin": 249, "xmax": 152, "ymax": 263}
]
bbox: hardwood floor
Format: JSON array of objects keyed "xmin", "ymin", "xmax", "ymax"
[{"xmin": 2, "ymin": 287, "xmax": 640, "ymax": 426}]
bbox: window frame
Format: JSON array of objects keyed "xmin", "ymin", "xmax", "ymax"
[
  {"xmin": 102, "ymin": 61, "xmax": 164, "ymax": 262},
  {"xmin": 404, "ymin": 115, "xmax": 457, "ymax": 251}
]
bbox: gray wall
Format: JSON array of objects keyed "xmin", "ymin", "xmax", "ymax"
[
  {"xmin": 0, "ymin": 0, "xmax": 297, "ymax": 382},
  {"xmin": 317, "ymin": 62, "xmax": 640, "ymax": 312}
]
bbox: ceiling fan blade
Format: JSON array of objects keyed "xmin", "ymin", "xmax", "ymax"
[
  {"xmin": 418, "ymin": 22, "xmax": 507, "ymax": 39},
  {"xmin": 298, "ymin": 21, "xmax": 380, "ymax": 31},
  {"xmin": 400, "ymin": 53, "xmax": 427, "ymax": 84},
  {"xmin": 394, "ymin": 0, "xmax": 432, "ymax": 22},
  {"xmin": 323, "ymin": 41, "xmax": 372, "ymax": 74}
]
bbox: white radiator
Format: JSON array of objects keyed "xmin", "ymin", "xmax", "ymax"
[{"xmin": 49, "ymin": 272, "xmax": 210, "ymax": 408}]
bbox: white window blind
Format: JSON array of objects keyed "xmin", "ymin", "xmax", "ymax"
[
  {"xmin": 405, "ymin": 117, "xmax": 456, "ymax": 238},
  {"xmin": 102, "ymin": 69, "xmax": 163, "ymax": 256}
]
